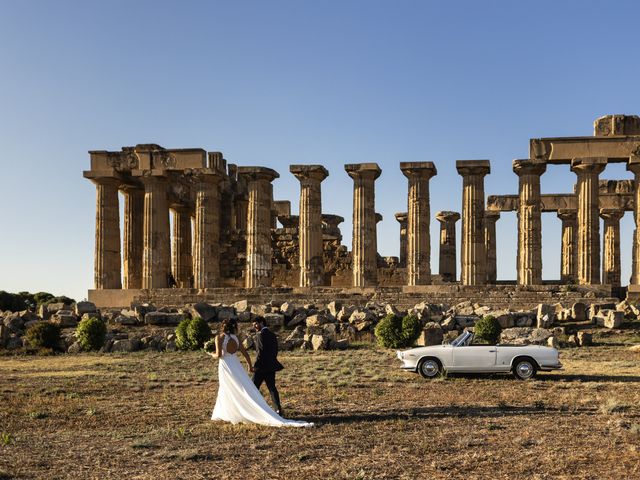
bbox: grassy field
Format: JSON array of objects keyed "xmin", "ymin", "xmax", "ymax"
[{"xmin": 1, "ymin": 336, "xmax": 639, "ymax": 479}]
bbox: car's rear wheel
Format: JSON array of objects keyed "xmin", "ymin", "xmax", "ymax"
[
  {"xmin": 512, "ymin": 358, "xmax": 537, "ymax": 380},
  {"xmin": 418, "ymin": 358, "xmax": 442, "ymax": 379}
]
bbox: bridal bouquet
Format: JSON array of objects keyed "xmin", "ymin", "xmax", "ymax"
[{"xmin": 203, "ymin": 339, "xmax": 216, "ymax": 353}]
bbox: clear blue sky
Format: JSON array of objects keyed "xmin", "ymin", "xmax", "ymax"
[{"xmin": 1, "ymin": 0, "xmax": 639, "ymax": 301}]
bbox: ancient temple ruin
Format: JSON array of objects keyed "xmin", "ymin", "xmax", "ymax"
[{"xmin": 84, "ymin": 115, "xmax": 640, "ymax": 308}]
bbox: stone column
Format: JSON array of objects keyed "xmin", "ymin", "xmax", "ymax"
[
  {"xmin": 557, "ymin": 209, "xmax": 578, "ymax": 284},
  {"xmin": 193, "ymin": 171, "xmax": 222, "ymax": 289},
  {"xmin": 571, "ymin": 157, "xmax": 607, "ymax": 285},
  {"xmin": 290, "ymin": 165, "xmax": 329, "ymax": 287},
  {"xmin": 400, "ymin": 162, "xmax": 437, "ymax": 286},
  {"xmin": 172, "ymin": 206, "xmax": 193, "ymax": 288},
  {"xmin": 627, "ymin": 157, "xmax": 640, "ymax": 285},
  {"xmin": 633, "ymin": 229, "xmax": 638, "ymax": 285},
  {"xmin": 140, "ymin": 175, "xmax": 171, "ymax": 289},
  {"xmin": 239, "ymin": 167, "xmax": 280, "ymax": 288},
  {"xmin": 91, "ymin": 177, "xmax": 122, "ymax": 289},
  {"xmin": 345, "ymin": 163, "xmax": 381, "ymax": 287},
  {"xmin": 122, "ymin": 186, "xmax": 144, "ymax": 289},
  {"xmin": 513, "ymin": 159, "xmax": 546, "ymax": 285},
  {"xmin": 435, "ymin": 211, "xmax": 460, "ymax": 282},
  {"xmin": 456, "ymin": 160, "xmax": 490, "ymax": 285},
  {"xmin": 394, "ymin": 212, "xmax": 408, "ymax": 267},
  {"xmin": 600, "ymin": 208, "xmax": 623, "ymax": 287},
  {"xmin": 484, "ymin": 210, "xmax": 500, "ymax": 283}
]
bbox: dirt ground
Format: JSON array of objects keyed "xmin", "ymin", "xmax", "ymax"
[{"xmin": 1, "ymin": 333, "xmax": 639, "ymax": 480}]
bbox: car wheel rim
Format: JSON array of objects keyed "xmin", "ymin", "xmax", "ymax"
[
  {"xmin": 517, "ymin": 362, "xmax": 533, "ymax": 378},
  {"xmin": 422, "ymin": 360, "xmax": 439, "ymax": 377}
]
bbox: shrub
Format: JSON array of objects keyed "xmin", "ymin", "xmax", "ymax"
[
  {"xmin": 25, "ymin": 322, "xmax": 61, "ymax": 349},
  {"xmin": 474, "ymin": 315, "xmax": 502, "ymax": 344},
  {"xmin": 175, "ymin": 317, "xmax": 211, "ymax": 351},
  {"xmin": 75, "ymin": 317, "xmax": 107, "ymax": 351},
  {"xmin": 375, "ymin": 314, "xmax": 422, "ymax": 349}
]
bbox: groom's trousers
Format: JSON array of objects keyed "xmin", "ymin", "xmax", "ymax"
[{"xmin": 253, "ymin": 370, "xmax": 282, "ymax": 413}]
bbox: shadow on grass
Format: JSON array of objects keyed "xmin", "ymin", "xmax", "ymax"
[
  {"xmin": 439, "ymin": 372, "xmax": 640, "ymax": 383},
  {"xmin": 301, "ymin": 404, "xmax": 595, "ymax": 425}
]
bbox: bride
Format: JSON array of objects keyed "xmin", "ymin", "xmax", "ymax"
[{"xmin": 209, "ymin": 319, "xmax": 313, "ymax": 427}]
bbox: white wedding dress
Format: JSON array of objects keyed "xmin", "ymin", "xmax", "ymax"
[{"xmin": 211, "ymin": 334, "xmax": 313, "ymax": 427}]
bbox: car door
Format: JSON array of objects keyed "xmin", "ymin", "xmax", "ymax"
[{"xmin": 451, "ymin": 345, "xmax": 497, "ymax": 371}]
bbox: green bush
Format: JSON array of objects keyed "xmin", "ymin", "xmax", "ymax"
[
  {"xmin": 75, "ymin": 317, "xmax": 107, "ymax": 351},
  {"xmin": 175, "ymin": 317, "xmax": 211, "ymax": 351},
  {"xmin": 375, "ymin": 314, "xmax": 422, "ymax": 349},
  {"xmin": 474, "ymin": 315, "xmax": 502, "ymax": 344},
  {"xmin": 25, "ymin": 322, "xmax": 61, "ymax": 350}
]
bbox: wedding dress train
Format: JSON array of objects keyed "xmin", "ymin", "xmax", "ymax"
[{"xmin": 211, "ymin": 334, "xmax": 313, "ymax": 427}]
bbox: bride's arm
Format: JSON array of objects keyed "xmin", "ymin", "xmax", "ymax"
[
  {"xmin": 237, "ymin": 339, "xmax": 253, "ymax": 370},
  {"xmin": 212, "ymin": 334, "xmax": 223, "ymax": 359}
]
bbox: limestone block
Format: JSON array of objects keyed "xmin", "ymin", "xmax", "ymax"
[
  {"xmin": 191, "ymin": 303, "xmax": 217, "ymax": 322},
  {"xmin": 306, "ymin": 314, "xmax": 332, "ymax": 328},
  {"xmin": 75, "ymin": 301, "xmax": 97, "ymax": 316},
  {"xmin": 354, "ymin": 321, "xmax": 372, "ymax": 332},
  {"xmin": 251, "ymin": 304, "xmax": 270, "ymax": 316},
  {"xmin": 417, "ymin": 322, "xmax": 444, "ymax": 346},
  {"xmin": 516, "ymin": 315, "xmax": 533, "ymax": 327},
  {"xmin": 237, "ymin": 311, "xmax": 253, "ymax": 323},
  {"xmin": 233, "ymin": 300, "xmax": 249, "ymax": 313},
  {"xmin": 111, "ymin": 339, "xmax": 140, "ymax": 353},
  {"xmin": 571, "ymin": 302, "xmax": 587, "ymax": 322},
  {"xmin": 490, "ymin": 310, "xmax": 515, "ymax": 329},
  {"xmin": 500, "ymin": 327, "xmax": 552, "ymax": 345},
  {"xmin": 348, "ymin": 309, "xmax": 376, "ymax": 324},
  {"xmin": 440, "ymin": 315, "xmax": 456, "ymax": 331},
  {"xmin": 594, "ymin": 310, "xmax": 623, "ymax": 328},
  {"xmin": 577, "ymin": 331, "xmax": 593, "ymax": 346},
  {"xmin": 216, "ymin": 306, "xmax": 237, "ymax": 322},
  {"xmin": 311, "ymin": 334, "xmax": 329, "ymax": 351},
  {"xmin": 536, "ymin": 304, "xmax": 556, "ymax": 328},
  {"xmin": 52, "ymin": 313, "xmax": 79, "ymax": 328},
  {"xmin": 327, "ymin": 301, "xmax": 341, "ymax": 318},
  {"xmin": 329, "ymin": 338, "xmax": 349, "ymax": 350},
  {"xmin": 547, "ymin": 336, "xmax": 559, "ymax": 348},
  {"xmin": 264, "ymin": 313, "xmax": 284, "ymax": 328},
  {"xmin": 67, "ymin": 341, "xmax": 82, "ymax": 353},
  {"xmin": 112, "ymin": 314, "xmax": 138, "ymax": 326},
  {"xmin": 279, "ymin": 302, "xmax": 297, "ymax": 318},
  {"xmin": 144, "ymin": 312, "xmax": 185, "ymax": 326},
  {"xmin": 454, "ymin": 301, "xmax": 475, "ymax": 316},
  {"xmin": 455, "ymin": 315, "xmax": 477, "ymax": 328}
]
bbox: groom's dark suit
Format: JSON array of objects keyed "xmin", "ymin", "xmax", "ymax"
[{"xmin": 253, "ymin": 326, "xmax": 284, "ymax": 414}]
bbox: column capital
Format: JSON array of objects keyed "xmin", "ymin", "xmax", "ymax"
[
  {"xmin": 345, "ymin": 163, "xmax": 381, "ymax": 180},
  {"xmin": 627, "ymin": 155, "xmax": 640, "ymax": 175},
  {"xmin": 435, "ymin": 211, "xmax": 460, "ymax": 223},
  {"xmin": 375, "ymin": 213, "xmax": 383, "ymax": 223},
  {"xmin": 570, "ymin": 157, "xmax": 607, "ymax": 174},
  {"xmin": 557, "ymin": 208, "xmax": 577, "ymax": 221},
  {"xmin": 83, "ymin": 172, "xmax": 122, "ymax": 187},
  {"xmin": 484, "ymin": 210, "xmax": 501, "ymax": 222},
  {"xmin": 512, "ymin": 159, "xmax": 547, "ymax": 176},
  {"xmin": 322, "ymin": 214, "xmax": 344, "ymax": 228},
  {"xmin": 456, "ymin": 160, "xmax": 490, "ymax": 177},
  {"xmin": 394, "ymin": 212, "xmax": 408, "ymax": 225},
  {"xmin": 289, "ymin": 164, "xmax": 329, "ymax": 182},
  {"xmin": 599, "ymin": 208, "xmax": 625, "ymax": 221},
  {"xmin": 400, "ymin": 162, "xmax": 437, "ymax": 179},
  {"xmin": 237, "ymin": 166, "xmax": 280, "ymax": 182}
]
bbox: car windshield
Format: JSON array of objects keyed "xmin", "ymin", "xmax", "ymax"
[{"xmin": 450, "ymin": 331, "xmax": 472, "ymax": 347}]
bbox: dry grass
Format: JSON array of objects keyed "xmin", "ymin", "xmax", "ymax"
[{"xmin": 1, "ymin": 341, "xmax": 640, "ymax": 479}]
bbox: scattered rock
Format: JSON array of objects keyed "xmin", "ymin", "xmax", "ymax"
[
  {"xmin": 536, "ymin": 304, "xmax": 555, "ymax": 328},
  {"xmin": 306, "ymin": 314, "xmax": 331, "ymax": 328},
  {"xmin": 577, "ymin": 331, "xmax": 593, "ymax": 346},
  {"xmin": 191, "ymin": 303, "xmax": 217, "ymax": 322},
  {"xmin": 74, "ymin": 301, "xmax": 97, "ymax": 316},
  {"xmin": 233, "ymin": 300, "xmax": 249, "ymax": 313},
  {"xmin": 111, "ymin": 339, "xmax": 140, "ymax": 353},
  {"xmin": 571, "ymin": 302, "xmax": 587, "ymax": 322},
  {"xmin": 144, "ymin": 312, "xmax": 185, "ymax": 326},
  {"xmin": 263, "ymin": 313, "xmax": 284, "ymax": 328},
  {"xmin": 417, "ymin": 322, "xmax": 443, "ymax": 346},
  {"xmin": 288, "ymin": 312, "xmax": 307, "ymax": 327}
]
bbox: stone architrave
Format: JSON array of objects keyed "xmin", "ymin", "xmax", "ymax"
[
  {"xmin": 435, "ymin": 211, "xmax": 460, "ymax": 282},
  {"xmin": 290, "ymin": 164, "xmax": 329, "ymax": 287},
  {"xmin": 484, "ymin": 210, "xmax": 500, "ymax": 283},
  {"xmin": 513, "ymin": 159, "xmax": 546, "ymax": 285},
  {"xmin": 90, "ymin": 176, "xmax": 122, "ymax": 289},
  {"xmin": 571, "ymin": 157, "xmax": 607, "ymax": 285},
  {"xmin": 239, "ymin": 167, "xmax": 280, "ymax": 288},
  {"xmin": 456, "ymin": 160, "xmax": 490, "ymax": 285},
  {"xmin": 557, "ymin": 209, "xmax": 578, "ymax": 284},
  {"xmin": 139, "ymin": 175, "xmax": 171, "ymax": 289},
  {"xmin": 345, "ymin": 163, "xmax": 381, "ymax": 287},
  {"xmin": 193, "ymin": 170, "xmax": 222, "ymax": 289},
  {"xmin": 122, "ymin": 186, "xmax": 144, "ymax": 289},
  {"xmin": 600, "ymin": 208, "xmax": 624, "ymax": 287},
  {"xmin": 400, "ymin": 162, "xmax": 437, "ymax": 286},
  {"xmin": 172, "ymin": 206, "xmax": 193, "ymax": 288},
  {"xmin": 394, "ymin": 212, "xmax": 408, "ymax": 267},
  {"xmin": 627, "ymin": 156, "xmax": 640, "ymax": 285}
]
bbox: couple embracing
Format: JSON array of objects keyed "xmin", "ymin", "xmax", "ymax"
[{"xmin": 209, "ymin": 316, "xmax": 313, "ymax": 428}]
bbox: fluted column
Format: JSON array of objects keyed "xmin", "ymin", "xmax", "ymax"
[
  {"xmin": 513, "ymin": 159, "xmax": 546, "ymax": 285},
  {"xmin": 627, "ymin": 157, "xmax": 640, "ymax": 285},
  {"xmin": 193, "ymin": 171, "xmax": 222, "ymax": 289},
  {"xmin": 345, "ymin": 163, "xmax": 381, "ymax": 287},
  {"xmin": 172, "ymin": 206, "xmax": 193, "ymax": 288},
  {"xmin": 239, "ymin": 167, "xmax": 280, "ymax": 288},
  {"xmin": 140, "ymin": 175, "xmax": 171, "ymax": 289},
  {"xmin": 122, "ymin": 186, "xmax": 143, "ymax": 289},
  {"xmin": 394, "ymin": 212, "xmax": 408, "ymax": 267},
  {"xmin": 290, "ymin": 165, "xmax": 329, "ymax": 287},
  {"xmin": 484, "ymin": 210, "xmax": 500, "ymax": 283},
  {"xmin": 600, "ymin": 208, "xmax": 623, "ymax": 287},
  {"xmin": 91, "ymin": 177, "xmax": 122, "ymax": 289},
  {"xmin": 456, "ymin": 160, "xmax": 490, "ymax": 285},
  {"xmin": 400, "ymin": 162, "xmax": 437, "ymax": 286},
  {"xmin": 571, "ymin": 157, "xmax": 606, "ymax": 285},
  {"xmin": 557, "ymin": 209, "xmax": 578, "ymax": 284},
  {"xmin": 435, "ymin": 211, "xmax": 460, "ymax": 282}
]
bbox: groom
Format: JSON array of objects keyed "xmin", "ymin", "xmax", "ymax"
[{"xmin": 252, "ymin": 316, "xmax": 285, "ymax": 415}]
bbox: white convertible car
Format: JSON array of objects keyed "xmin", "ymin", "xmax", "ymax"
[{"xmin": 397, "ymin": 331, "xmax": 562, "ymax": 380}]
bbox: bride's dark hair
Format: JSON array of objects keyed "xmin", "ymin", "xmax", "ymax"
[{"xmin": 221, "ymin": 319, "xmax": 238, "ymax": 334}]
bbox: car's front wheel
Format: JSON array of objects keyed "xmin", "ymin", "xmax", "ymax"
[
  {"xmin": 418, "ymin": 358, "xmax": 442, "ymax": 379},
  {"xmin": 512, "ymin": 358, "xmax": 537, "ymax": 380}
]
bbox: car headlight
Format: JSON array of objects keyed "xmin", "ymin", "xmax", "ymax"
[{"xmin": 396, "ymin": 350, "xmax": 403, "ymax": 360}]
